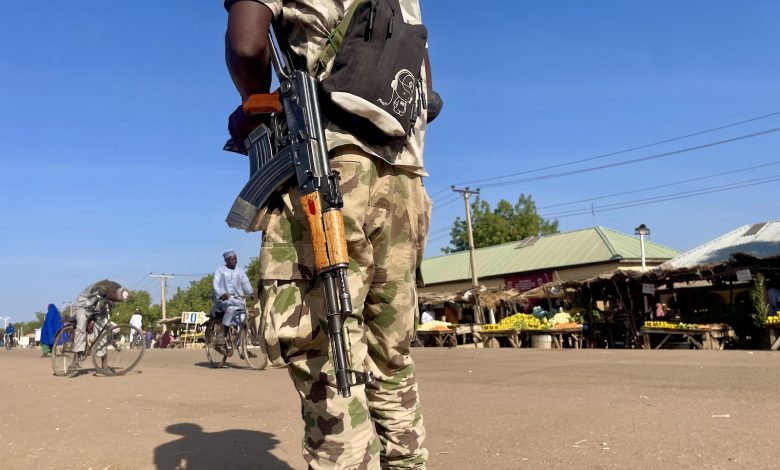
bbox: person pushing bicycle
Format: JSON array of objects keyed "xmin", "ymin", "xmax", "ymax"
[{"xmin": 71, "ymin": 280, "xmax": 129, "ymax": 372}]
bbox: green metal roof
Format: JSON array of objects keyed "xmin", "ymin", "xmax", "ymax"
[{"xmin": 421, "ymin": 226, "xmax": 679, "ymax": 285}]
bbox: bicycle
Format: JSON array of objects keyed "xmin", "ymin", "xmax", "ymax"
[
  {"xmin": 204, "ymin": 307, "xmax": 267, "ymax": 370},
  {"xmin": 51, "ymin": 309, "xmax": 144, "ymax": 377}
]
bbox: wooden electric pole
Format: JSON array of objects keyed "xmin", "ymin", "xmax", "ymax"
[
  {"xmin": 451, "ymin": 186, "xmax": 483, "ymax": 323},
  {"xmin": 150, "ymin": 274, "xmax": 175, "ymax": 332}
]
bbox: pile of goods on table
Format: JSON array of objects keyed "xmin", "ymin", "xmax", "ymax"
[
  {"xmin": 483, "ymin": 311, "xmax": 580, "ymax": 331},
  {"xmin": 416, "ymin": 320, "xmax": 453, "ymax": 332}
]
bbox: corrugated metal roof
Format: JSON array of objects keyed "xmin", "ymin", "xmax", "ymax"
[
  {"xmin": 664, "ymin": 220, "xmax": 780, "ymax": 269},
  {"xmin": 421, "ymin": 226, "xmax": 679, "ymax": 285}
]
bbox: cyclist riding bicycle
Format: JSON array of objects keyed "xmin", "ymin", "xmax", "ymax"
[
  {"xmin": 211, "ymin": 250, "xmax": 254, "ymax": 345},
  {"xmin": 4, "ymin": 323, "xmax": 15, "ymax": 348},
  {"xmin": 71, "ymin": 280, "xmax": 129, "ymax": 371}
]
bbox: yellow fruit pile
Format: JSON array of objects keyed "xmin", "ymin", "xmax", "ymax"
[
  {"xmin": 494, "ymin": 313, "xmax": 549, "ymax": 330},
  {"xmin": 643, "ymin": 321, "xmax": 676, "ymax": 329},
  {"xmin": 643, "ymin": 321, "xmax": 707, "ymax": 330},
  {"xmin": 766, "ymin": 316, "xmax": 780, "ymax": 325},
  {"xmin": 482, "ymin": 324, "xmax": 506, "ymax": 331}
]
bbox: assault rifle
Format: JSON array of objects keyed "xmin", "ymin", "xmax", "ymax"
[{"xmin": 226, "ymin": 32, "xmax": 373, "ymax": 398}]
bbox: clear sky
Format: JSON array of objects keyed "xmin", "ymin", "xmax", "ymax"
[{"xmin": 2, "ymin": 1, "xmax": 779, "ymax": 322}]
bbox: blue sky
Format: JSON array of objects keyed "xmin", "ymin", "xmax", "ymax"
[{"xmin": 2, "ymin": 1, "xmax": 779, "ymax": 322}]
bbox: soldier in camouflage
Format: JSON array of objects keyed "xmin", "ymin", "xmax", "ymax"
[{"xmin": 224, "ymin": 1, "xmax": 433, "ymax": 468}]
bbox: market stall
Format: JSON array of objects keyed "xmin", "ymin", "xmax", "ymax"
[
  {"xmin": 642, "ymin": 321, "xmax": 735, "ymax": 350},
  {"xmin": 766, "ymin": 316, "xmax": 780, "ymax": 351},
  {"xmin": 480, "ymin": 312, "xmax": 584, "ymax": 349},
  {"xmin": 481, "ymin": 325, "xmax": 583, "ymax": 349},
  {"xmin": 415, "ymin": 329, "xmax": 457, "ymax": 347},
  {"xmin": 415, "ymin": 321, "xmax": 458, "ymax": 347}
]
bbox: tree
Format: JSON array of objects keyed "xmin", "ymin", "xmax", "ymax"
[
  {"xmin": 16, "ymin": 311, "xmax": 46, "ymax": 336},
  {"xmin": 245, "ymin": 256, "xmax": 260, "ymax": 292},
  {"xmin": 110, "ymin": 290, "xmax": 154, "ymax": 325},
  {"xmin": 165, "ymin": 275, "xmax": 215, "ymax": 321},
  {"xmin": 442, "ymin": 194, "xmax": 559, "ymax": 253}
]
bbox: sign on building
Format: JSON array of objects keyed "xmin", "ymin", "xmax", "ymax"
[
  {"xmin": 180, "ymin": 311, "xmax": 207, "ymax": 325},
  {"xmin": 504, "ymin": 271, "xmax": 553, "ymax": 292}
]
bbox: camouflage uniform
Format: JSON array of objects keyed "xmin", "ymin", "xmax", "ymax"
[{"xmin": 238, "ymin": 1, "xmax": 432, "ymax": 468}]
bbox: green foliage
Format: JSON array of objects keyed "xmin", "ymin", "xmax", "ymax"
[
  {"xmin": 750, "ymin": 273, "xmax": 769, "ymax": 326},
  {"xmin": 16, "ymin": 311, "xmax": 46, "ymax": 336},
  {"xmin": 442, "ymin": 194, "xmax": 559, "ymax": 253},
  {"xmin": 245, "ymin": 256, "xmax": 260, "ymax": 292},
  {"xmin": 110, "ymin": 290, "xmax": 154, "ymax": 325},
  {"xmin": 165, "ymin": 275, "xmax": 215, "ymax": 320}
]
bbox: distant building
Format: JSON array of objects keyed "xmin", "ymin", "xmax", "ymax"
[
  {"xmin": 662, "ymin": 220, "xmax": 780, "ymax": 270},
  {"xmin": 420, "ymin": 226, "xmax": 679, "ymax": 295}
]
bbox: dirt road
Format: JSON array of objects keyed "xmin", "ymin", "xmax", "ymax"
[{"xmin": 1, "ymin": 347, "xmax": 778, "ymax": 469}]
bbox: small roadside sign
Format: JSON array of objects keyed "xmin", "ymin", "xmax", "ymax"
[{"xmin": 180, "ymin": 312, "xmax": 207, "ymax": 325}]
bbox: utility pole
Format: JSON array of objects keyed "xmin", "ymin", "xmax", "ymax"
[
  {"xmin": 0, "ymin": 316, "xmax": 9, "ymax": 329},
  {"xmin": 452, "ymin": 186, "xmax": 483, "ymax": 323},
  {"xmin": 634, "ymin": 224, "xmax": 651, "ymax": 272},
  {"xmin": 150, "ymin": 274, "xmax": 175, "ymax": 332}
]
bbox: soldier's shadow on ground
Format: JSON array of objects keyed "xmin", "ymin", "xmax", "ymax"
[{"xmin": 154, "ymin": 423, "xmax": 293, "ymax": 470}]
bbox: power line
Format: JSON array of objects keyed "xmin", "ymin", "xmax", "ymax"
[
  {"xmin": 542, "ymin": 174, "xmax": 780, "ymax": 219},
  {"xmin": 427, "ymin": 233, "xmax": 451, "ymax": 243},
  {"xmin": 455, "ymin": 111, "xmax": 780, "ymax": 187},
  {"xmin": 539, "ymin": 160, "xmax": 780, "ymax": 210},
  {"xmin": 129, "ymin": 274, "xmax": 150, "ymax": 289},
  {"xmin": 431, "ymin": 194, "xmax": 461, "ymax": 211},
  {"xmin": 428, "ymin": 186, "xmax": 452, "ymax": 200},
  {"xmin": 476, "ymin": 126, "xmax": 780, "ymax": 189},
  {"xmin": 136, "ymin": 277, "xmax": 157, "ymax": 292}
]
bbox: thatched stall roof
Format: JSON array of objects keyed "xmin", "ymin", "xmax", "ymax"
[
  {"xmin": 418, "ymin": 291, "xmax": 463, "ymax": 305},
  {"xmin": 479, "ymin": 288, "xmax": 522, "ymax": 310}
]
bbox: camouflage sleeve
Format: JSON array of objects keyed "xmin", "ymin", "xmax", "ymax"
[
  {"xmin": 399, "ymin": 0, "xmax": 423, "ymax": 25},
  {"xmin": 223, "ymin": 0, "xmax": 281, "ymax": 17}
]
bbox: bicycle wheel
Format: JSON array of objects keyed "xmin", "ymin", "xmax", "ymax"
[
  {"xmin": 92, "ymin": 323, "xmax": 144, "ymax": 376},
  {"xmin": 51, "ymin": 325, "xmax": 78, "ymax": 376},
  {"xmin": 241, "ymin": 317, "xmax": 267, "ymax": 370},
  {"xmin": 205, "ymin": 321, "xmax": 227, "ymax": 368}
]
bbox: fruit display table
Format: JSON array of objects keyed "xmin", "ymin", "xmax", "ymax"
[
  {"xmin": 766, "ymin": 324, "xmax": 780, "ymax": 351},
  {"xmin": 454, "ymin": 324, "xmax": 482, "ymax": 347},
  {"xmin": 523, "ymin": 326, "xmax": 584, "ymax": 349},
  {"xmin": 642, "ymin": 325, "xmax": 731, "ymax": 350},
  {"xmin": 481, "ymin": 329, "xmax": 522, "ymax": 348},
  {"xmin": 415, "ymin": 329, "xmax": 457, "ymax": 347},
  {"xmin": 481, "ymin": 326, "xmax": 583, "ymax": 349}
]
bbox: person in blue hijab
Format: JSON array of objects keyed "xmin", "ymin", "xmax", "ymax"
[{"xmin": 40, "ymin": 303, "xmax": 63, "ymax": 357}]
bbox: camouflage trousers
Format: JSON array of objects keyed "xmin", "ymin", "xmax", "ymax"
[{"xmin": 256, "ymin": 146, "xmax": 431, "ymax": 469}]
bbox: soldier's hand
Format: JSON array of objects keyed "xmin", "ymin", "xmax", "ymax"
[{"xmin": 227, "ymin": 104, "xmax": 263, "ymax": 154}]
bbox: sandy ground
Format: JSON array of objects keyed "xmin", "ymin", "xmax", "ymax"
[{"xmin": 1, "ymin": 346, "xmax": 779, "ymax": 469}]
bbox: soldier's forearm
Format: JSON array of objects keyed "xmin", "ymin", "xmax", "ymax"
[{"xmin": 225, "ymin": 1, "xmax": 274, "ymax": 100}]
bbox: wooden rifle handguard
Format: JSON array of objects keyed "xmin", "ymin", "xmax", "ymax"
[{"xmin": 243, "ymin": 90, "xmax": 282, "ymax": 115}]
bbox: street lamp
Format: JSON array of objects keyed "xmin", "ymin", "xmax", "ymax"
[{"xmin": 634, "ymin": 224, "xmax": 651, "ymax": 271}]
